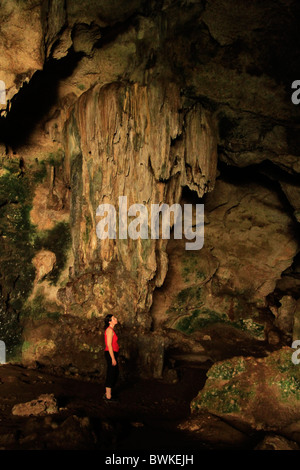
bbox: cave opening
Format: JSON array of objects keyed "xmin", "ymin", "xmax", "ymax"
[{"xmin": 0, "ymin": 48, "xmax": 84, "ymax": 150}]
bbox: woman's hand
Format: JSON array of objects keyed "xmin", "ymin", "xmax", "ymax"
[{"xmin": 112, "ymin": 358, "xmax": 117, "ymax": 366}]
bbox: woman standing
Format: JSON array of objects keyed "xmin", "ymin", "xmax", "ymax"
[{"xmin": 104, "ymin": 314, "xmax": 119, "ymax": 402}]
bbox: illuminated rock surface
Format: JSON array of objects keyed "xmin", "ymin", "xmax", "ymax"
[{"xmin": 0, "ymin": 0, "xmax": 299, "ymax": 450}]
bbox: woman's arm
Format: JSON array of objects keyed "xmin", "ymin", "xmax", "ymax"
[{"xmin": 106, "ymin": 328, "xmax": 117, "ymax": 366}]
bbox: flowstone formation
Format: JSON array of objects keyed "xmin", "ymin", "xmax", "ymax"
[
  {"xmin": 0, "ymin": 0, "xmax": 299, "ymax": 440},
  {"xmin": 60, "ymin": 80, "xmax": 217, "ymax": 324}
]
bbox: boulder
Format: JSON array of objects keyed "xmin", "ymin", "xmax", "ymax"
[
  {"xmin": 12, "ymin": 394, "xmax": 58, "ymax": 417},
  {"xmin": 191, "ymin": 348, "xmax": 300, "ymax": 441},
  {"xmin": 255, "ymin": 434, "xmax": 300, "ymax": 451}
]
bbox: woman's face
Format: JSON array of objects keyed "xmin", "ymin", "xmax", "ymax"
[{"xmin": 110, "ymin": 316, "xmax": 118, "ymax": 326}]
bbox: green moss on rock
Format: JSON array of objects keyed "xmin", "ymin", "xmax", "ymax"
[
  {"xmin": 172, "ymin": 305, "xmax": 265, "ymax": 339},
  {"xmin": 21, "ymin": 289, "xmax": 63, "ymax": 320},
  {"xmin": 265, "ymin": 348, "xmax": 300, "ymax": 402},
  {"xmin": 33, "ymin": 222, "xmax": 71, "ymax": 284},
  {"xmin": 167, "ymin": 286, "xmax": 203, "ymax": 314},
  {"xmin": 175, "ymin": 309, "xmax": 222, "ymax": 334},
  {"xmin": 207, "ymin": 357, "xmax": 246, "ymax": 380},
  {"xmin": 0, "ymin": 158, "xmax": 71, "ymax": 358},
  {"xmin": 168, "ymin": 283, "xmax": 265, "ymax": 339},
  {"xmin": 181, "ymin": 251, "xmax": 207, "ymax": 284},
  {"xmin": 0, "ymin": 160, "xmax": 37, "ymax": 357},
  {"xmin": 193, "ymin": 382, "xmax": 252, "ymax": 414},
  {"xmin": 47, "ymin": 148, "xmax": 65, "ymax": 167},
  {"xmin": 32, "ymin": 149, "xmax": 64, "ymax": 184},
  {"xmin": 191, "ymin": 356, "xmax": 253, "ymax": 415},
  {"xmin": 191, "ymin": 348, "xmax": 300, "ymax": 431}
]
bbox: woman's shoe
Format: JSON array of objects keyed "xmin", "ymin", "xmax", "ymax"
[{"xmin": 103, "ymin": 394, "xmax": 118, "ymax": 403}]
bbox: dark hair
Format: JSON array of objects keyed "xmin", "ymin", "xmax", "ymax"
[{"xmin": 104, "ymin": 314, "xmax": 113, "ymax": 329}]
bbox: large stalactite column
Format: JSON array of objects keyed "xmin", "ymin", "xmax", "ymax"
[{"xmin": 62, "ymin": 79, "xmax": 217, "ymax": 344}]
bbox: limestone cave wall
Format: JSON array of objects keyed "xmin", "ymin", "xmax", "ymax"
[{"xmin": 0, "ymin": 0, "xmax": 299, "ymax": 397}]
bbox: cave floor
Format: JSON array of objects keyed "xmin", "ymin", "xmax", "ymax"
[{"xmin": 0, "ymin": 363, "xmax": 254, "ymax": 451}]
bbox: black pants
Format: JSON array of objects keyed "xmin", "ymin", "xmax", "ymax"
[{"xmin": 105, "ymin": 351, "xmax": 119, "ymax": 388}]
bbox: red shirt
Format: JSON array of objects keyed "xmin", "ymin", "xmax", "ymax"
[{"xmin": 105, "ymin": 327, "xmax": 119, "ymax": 352}]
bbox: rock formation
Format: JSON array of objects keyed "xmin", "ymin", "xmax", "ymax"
[
  {"xmin": 191, "ymin": 348, "xmax": 300, "ymax": 440},
  {"xmin": 0, "ymin": 0, "xmax": 299, "ymax": 442}
]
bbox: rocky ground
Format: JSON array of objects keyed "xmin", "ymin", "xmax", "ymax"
[
  {"xmin": 0, "ymin": 361, "xmax": 298, "ymax": 452},
  {"xmin": 0, "ymin": 362, "xmax": 205, "ymax": 451}
]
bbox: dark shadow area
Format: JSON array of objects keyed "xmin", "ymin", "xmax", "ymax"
[
  {"xmin": 217, "ymin": 159, "xmax": 300, "ymax": 241},
  {"xmin": 0, "ymin": 48, "xmax": 84, "ymax": 149},
  {"xmin": 217, "ymin": 158, "xmax": 300, "ymax": 188}
]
